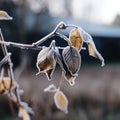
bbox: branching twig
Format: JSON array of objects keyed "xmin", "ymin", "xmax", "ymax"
[
  {"xmin": 0, "ymin": 22, "xmax": 78, "ymax": 50},
  {"xmin": 0, "ymin": 53, "xmax": 11, "ymax": 68},
  {"xmin": 0, "ymin": 29, "xmax": 15, "ymax": 84},
  {"xmin": 0, "ymin": 29, "xmax": 22, "ymax": 106},
  {"xmin": 0, "ymin": 41, "xmax": 43, "ymax": 50}
]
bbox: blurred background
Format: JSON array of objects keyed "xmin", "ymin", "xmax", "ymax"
[{"xmin": 0, "ymin": 0, "xmax": 120, "ymax": 120}]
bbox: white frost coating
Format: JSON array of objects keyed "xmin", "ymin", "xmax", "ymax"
[
  {"xmin": 0, "ymin": 11, "xmax": 13, "ymax": 20},
  {"xmin": 54, "ymin": 90, "xmax": 68, "ymax": 114},
  {"xmin": 44, "ymin": 84, "xmax": 57, "ymax": 92},
  {"xmin": 80, "ymin": 28, "xmax": 105, "ymax": 67}
]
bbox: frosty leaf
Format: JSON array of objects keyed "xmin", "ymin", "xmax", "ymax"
[
  {"xmin": 19, "ymin": 107, "xmax": 31, "ymax": 120},
  {"xmin": 0, "ymin": 11, "xmax": 13, "ymax": 20},
  {"xmin": 36, "ymin": 41, "xmax": 56, "ymax": 80},
  {"xmin": 69, "ymin": 28, "xmax": 83, "ymax": 51},
  {"xmin": 64, "ymin": 70, "xmax": 76, "ymax": 86},
  {"xmin": 54, "ymin": 90, "xmax": 68, "ymax": 114},
  {"xmin": 81, "ymin": 30, "xmax": 105, "ymax": 66},
  {"xmin": 0, "ymin": 77, "xmax": 17, "ymax": 94},
  {"xmin": 44, "ymin": 84, "xmax": 57, "ymax": 92},
  {"xmin": 62, "ymin": 46, "xmax": 81, "ymax": 75},
  {"xmin": 88, "ymin": 42, "xmax": 105, "ymax": 66},
  {"xmin": 63, "ymin": 62, "xmax": 76, "ymax": 86}
]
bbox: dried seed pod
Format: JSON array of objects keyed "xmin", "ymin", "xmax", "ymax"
[
  {"xmin": 69, "ymin": 28, "xmax": 83, "ymax": 51},
  {"xmin": 54, "ymin": 90, "xmax": 68, "ymax": 114},
  {"xmin": 0, "ymin": 11, "xmax": 12, "ymax": 20},
  {"xmin": 81, "ymin": 30, "xmax": 105, "ymax": 66},
  {"xmin": 44, "ymin": 84, "xmax": 57, "ymax": 92},
  {"xmin": 36, "ymin": 41, "xmax": 56, "ymax": 80},
  {"xmin": 62, "ymin": 46, "xmax": 81, "ymax": 75},
  {"xmin": 19, "ymin": 107, "xmax": 31, "ymax": 120},
  {"xmin": 0, "ymin": 77, "xmax": 17, "ymax": 94}
]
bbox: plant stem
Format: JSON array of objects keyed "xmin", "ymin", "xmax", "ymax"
[
  {"xmin": 0, "ymin": 41, "xmax": 43, "ymax": 50},
  {"xmin": 0, "ymin": 29, "xmax": 15, "ymax": 82},
  {"xmin": 0, "ymin": 53, "xmax": 11, "ymax": 68},
  {"xmin": 0, "ymin": 29, "xmax": 21, "ymax": 106},
  {"xmin": 0, "ymin": 22, "xmax": 79, "ymax": 50}
]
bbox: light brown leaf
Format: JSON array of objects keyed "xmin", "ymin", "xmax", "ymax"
[
  {"xmin": 36, "ymin": 47, "xmax": 56, "ymax": 80},
  {"xmin": 0, "ymin": 11, "xmax": 12, "ymax": 20},
  {"xmin": 81, "ymin": 30, "xmax": 105, "ymax": 66},
  {"xmin": 88, "ymin": 42, "xmax": 97, "ymax": 57},
  {"xmin": 19, "ymin": 107, "xmax": 31, "ymax": 120},
  {"xmin": 54, "ymin": 90, "xmax": 68, "ymax": 114},
  {"xmin": 0, "ymin": 77, "xmax": 16, "ymax": 94},
  {"xmin": 69, "ymin": 28, "xmax": 83, "ymax": 51}
]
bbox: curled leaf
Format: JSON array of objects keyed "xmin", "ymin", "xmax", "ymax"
[
  {"xmin": 62, "ymin": 46, "xmax": 81, "ymax": 75},
  {"xmin": 62, "ymin": 59, "xmax": 77, "ymax": 86},
  {"xmin": 81, "ymin": 30, "xmax": 105, "ymax": 66},
  {"xmin": 69, "ymin": 28, "xmax": 83, "ymax": 51},
  {"xmin": 19, "ymin": 107, "xmax": 31, "ymax": 120},
  {"xmin": 36, "ymin": 41, "xmax": 56, "ymax": 80},
  {"xmin": 88, "ymin": 42, "xmax": 105, "ymax": 66},
  {"xmin": 0, "ymin": 11, "xmax": 13, "ymax": 20},
  {"xmin": 0, "ymin": 77, "xmax": 17, "ymax": 94},
  {"xmin": 44, "ymin": 84, "xmax": 57, "ymax": 92},
  {"xmin": 64, "ymin": 70, "xmax": 76, "ymax": 86},
  {"xmin": 54, "ymin": 90, "xmax": 68, "ymax": 114}
]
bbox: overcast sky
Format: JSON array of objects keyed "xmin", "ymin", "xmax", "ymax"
[
  {"xmin": 72, "ymin": 0, "xmax": 120, "ymax": 24},
  {"xmin": 12, "ymin": 0, "xmax": 120, "ymax": 25}
]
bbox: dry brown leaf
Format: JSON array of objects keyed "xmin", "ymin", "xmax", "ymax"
[
  {"xmin": 0, "ymin": 77, "xmax": 16, "ymax": 94},
  {"xmin": 64, "ymin": 70, "xmax": 76, "ymax": 86},
  {"xmin": 36, "ymin": 47, "xmax": 56, "ymax": 80},
  {"xmin": 81, "ymin": 30, "xmax": 105, "ymax": 66},
  {"xmin": 88, "ymin": 42, "xmax": 98, "ymax": 57},
  {"xmin": 54, "ymin": 90, "xmax": 68, "ymax": 114},
  {"xmin": 62, "ymin": 46, "xmax": 81, "ymax": 75},
  {"xmin": 69, "ymin": 28, "xmax": 83, "ymax": 51},
  {"xmin": 0, "ymin": 11, "xmax": 12, "ymax": 20},
  {"xmin": 19, "ymin": 107, "xmax": 31, "ymax": 120},
  {"xmin": 87, "ymin": 42, "xmax": 105, "ymax": 66}
]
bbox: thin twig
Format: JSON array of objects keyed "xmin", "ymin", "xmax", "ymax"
[
  {"xmin": 0, "ymin": 53, "xmax": 11, "ymax": 68},
  {"xmin": 33, "ymin": 21, "xmax": 66, "ymax": 46},
  {"xmin": 0, "ymin": 22, "xmax": 78, "ymax": 50},
  {"xmin": 0, "ymin": 29, "xmax": 22, "ymax": 106},
  {"xmin": 0, "ymin": 41, "xmax": 42, "ymax": 50},
  {"xmin": 0, "ymin": 29, "xmax": 15, "ymax": 83},
  {"xmin": 58, "ymin": 72, "xmax": 64, "ymax": 90}
]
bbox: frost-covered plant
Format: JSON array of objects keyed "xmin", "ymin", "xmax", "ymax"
[
  {"xmin": 0, "ymin": 11, "xmax": 33, "ymax": 120},
  {"xmin": 0, "ymin": 10, "xmax": 105, "ymax": 118}
]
